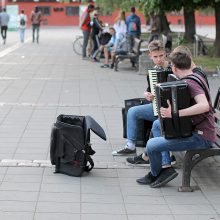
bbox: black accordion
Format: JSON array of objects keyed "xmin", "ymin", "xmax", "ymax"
[{"xmin": 156, "ymin": 81, "xmax": 192, "ymax": 139}]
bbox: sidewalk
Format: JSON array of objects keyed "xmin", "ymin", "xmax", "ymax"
[{"xmin": 0, "ymin": 27, "xmax": 220, "ymax": 220}]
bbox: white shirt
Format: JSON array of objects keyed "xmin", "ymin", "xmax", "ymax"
[
  {"xmin": 113, "ymin": 20, "xmax": 127, "ymax": 40},
  {"xmin": 18, "ymin": 14, "xmax": 27, "ymax": 29}
]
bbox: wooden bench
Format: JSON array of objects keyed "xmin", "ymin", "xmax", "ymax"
[
  {"xmin": 179, "ymin": 87, "xmax": 220, "ymax": 192},
  {"xmin": 114, "ymin": 38, "xmax": 142, "ymax": 72}
]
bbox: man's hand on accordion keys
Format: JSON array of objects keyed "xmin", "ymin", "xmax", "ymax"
[
  {"xmin": 144, "ymin": 91, "xmax": 154, "ymax": 102},
  {"xmin": 160, "ymin": 100, "xmax": 172, "ymax": 118}
]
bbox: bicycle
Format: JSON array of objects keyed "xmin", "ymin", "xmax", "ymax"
[{"xmin": 73, "ymin": 35, "xmax": 83, "ymax": 56}]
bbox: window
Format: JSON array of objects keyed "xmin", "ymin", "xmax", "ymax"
[
  {"xmin": 65, "ymin": 6, "xmax": 79, "ymax": 16},
  {"xmin": 37, "ymin": 6, "xmax": 51, "ymax": 16}
]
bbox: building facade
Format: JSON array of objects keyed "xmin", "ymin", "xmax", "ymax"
[{"xmin": 3, "ymin": 0, "xmax": 216, "ymax": 26}]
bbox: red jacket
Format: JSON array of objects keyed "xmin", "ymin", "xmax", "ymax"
[{"xmin": 81, "ymin": 9, "xmax": 91, "ymax": 32}]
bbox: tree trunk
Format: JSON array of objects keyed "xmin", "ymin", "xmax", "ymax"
[
  {"xmin": 183, "ymin": 7, "xmax": 196, "ymax": 43},
  {"xmin": 214, "ymin": 1, "xmax": 220, "ymax": 57},
  {"xmin": 159, "ymin": 13, "xmax": 171, "ymax": 33}
]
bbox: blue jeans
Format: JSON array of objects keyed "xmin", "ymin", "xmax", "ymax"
[
  {"xmin": 147, "ymin": 128, "xmax": 212, "ymax": 176},
  {"xmin": 127, "ymin": 103, "xmax": 156, "ymax": 141},
  {"xmin": 149, "ymin": 119, "xmax": 171, "ymax": 166},
  {"xmin": 127, "ymin": 104, "xmax": 170, "ymax": 166},
  {"xmin": 19, "ymin": 29, "xmax": 25, "ymax": 43}
]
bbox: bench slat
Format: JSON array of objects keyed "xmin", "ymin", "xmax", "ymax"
[
  {"xmin": 216, "ymin": 123, "xmax": 220, "ymax": 136},
  {"xmin": 215, "ymin": 109, "xmax": 220, "ymax": 120}
]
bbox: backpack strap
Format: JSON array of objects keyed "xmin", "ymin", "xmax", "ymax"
[
  {"xmin": 192, "ymin": 67, "xmax": 209, "ymax": 88},
  {"xmin": 182, "ymin": 74, "xmax": 211, "ymax": 103},
  {"xmin": 182, "ymin": 74, "xmax": 215, "ymax": 128}
]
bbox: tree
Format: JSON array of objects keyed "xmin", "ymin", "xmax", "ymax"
[{"xmin": 213, "ymin": 0, "xmax": 220, "ymax": 56}]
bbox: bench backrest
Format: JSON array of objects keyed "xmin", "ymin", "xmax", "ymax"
[
  {"xmin": 214, "ymin": 87, "xmax": 220, "ymax": 148},
  {"xmin": 132, "ymin": 38, "xmax": 142, "ymax": 55}
]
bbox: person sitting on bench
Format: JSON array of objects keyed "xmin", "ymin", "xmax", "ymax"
[
  {"xmin": 112, "ymin": 40, "xmax": 173, "ymax": 170},
  {"xmin": 136, "ymin": 48, "xmax": 216, "ymax": 188}
]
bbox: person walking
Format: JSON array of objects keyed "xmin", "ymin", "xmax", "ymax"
[
  {"xmin": 0, "ymin": 8, "xmax": 10, "ymax": 44},
  {"xmin": 18, "ymin": 10, "xmax": 27, "ymax": 43},
  {"xmin": 79, "ymin": 4, "xmax": 95, "ymax": 59},
  {"xmin": 31, "ymin": 7, "xmax": 42, "ymax": 43},
  {"xmin": 126, "ymin": 7, "xmax": 141, "ymax": 52}
]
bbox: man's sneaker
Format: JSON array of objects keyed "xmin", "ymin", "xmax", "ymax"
[
  {"xmin": 126, "ymin": 154, "xmax": 150, "ymax": 166},
  {"xmin": 100, "ymin": 64, "xmax": 109, "ymax": 68},
  {"xmin": 112, "ymin": 147, "xmax": 136, "ymax": 156},
  {"xmin": 150, "ymin": 167, "xmax": 178, "ymax": 188},
  {"xmin": 136, "ymin": 172, "xmax": 157, "ymax": 185},
  {"xmin": 171, "ymin": 155, "xmax": 177, "ymax": 165},
  {"xmin": 110, "ymin": 63, "xmax": 114, "ymax": 69}
]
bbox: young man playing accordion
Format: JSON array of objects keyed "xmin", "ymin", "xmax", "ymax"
[
  {"xmin": 136, "ymin": 48, "xmax": 216, "ymax": 188},
  {"xmin": 112, "ymin": 40, "xmax": 176, "ymax": 167}
]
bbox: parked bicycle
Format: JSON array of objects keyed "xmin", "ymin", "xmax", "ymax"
[{"xmin": 72, "ymin": 35, "xmax": 83, "ymax": 56}]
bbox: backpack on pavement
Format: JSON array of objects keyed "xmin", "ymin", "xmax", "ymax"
[{"xmin": 50, "ymin": 114, "xmax": 106, "ymax": 177}]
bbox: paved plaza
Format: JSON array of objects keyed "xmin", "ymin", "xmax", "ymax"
[{"xmin": 0, "ymin": 27, "xmax": 220, "ymax": 220}]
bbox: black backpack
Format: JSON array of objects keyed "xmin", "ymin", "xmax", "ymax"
[
  {"xmin": 50, "ymin": 115, "xmax": 106, "ymax": 177},
  {"xmin": 20, "ymin": 18, "xmax": 26, "ymax": 26}
]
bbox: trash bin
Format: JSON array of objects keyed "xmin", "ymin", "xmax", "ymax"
[{"xmin": 50, "ymin": 114, "xmax": 106, "ymax": 177}]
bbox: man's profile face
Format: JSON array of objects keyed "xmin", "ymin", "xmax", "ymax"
[
  {"xmin": 149, "ymin": 50, "xmax": 166, "ymax": 66},
  {"xmin": 109, "ymin": 29, "xmax": 115, "ymax": 36}
]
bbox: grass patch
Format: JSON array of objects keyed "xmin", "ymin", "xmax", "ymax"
[{"xmin": 194, "ymin": 56, "xmax": 220, "ymax": 72}]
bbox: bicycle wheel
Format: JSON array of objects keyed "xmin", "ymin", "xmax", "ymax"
[{"xmin": 73, "ymin": 37, "xmax": 83, "ymax": 56}]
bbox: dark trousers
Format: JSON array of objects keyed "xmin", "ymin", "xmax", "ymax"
[
  {"xmin": 128, "ymin": 35, "xmax": 139, "ymax": 52},
  {"xmin": 92, "ymin": 35, "xmax": 100, "ymax": 59},
  {"xmin": 1, "ymin": 26, "xmax": 8, "ymax": 40},
  {"xmin": 32, "ymin": 24, "xmax": 40, "ymax": 43},
  {"xmin": 82, "ymin": 30, "xmax": 90, "ymax": 58}
]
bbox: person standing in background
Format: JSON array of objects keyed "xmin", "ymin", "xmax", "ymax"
[
  {"xmin": 113, "ymin": 11, "xmax": 127, "ymax": 40},
  {"xmin": 0, "ymin": 8, "xmax": 10, "ymax": 44},
  {"xmin": 79, "ymin": 4, "xmax": 95, "ymax": 59},
  {"xmin": 31, "ymin": 7, "xmax": 42, "ymax": 43},
  {"xmin": 18, "ymin": 10, "xmax": 27, "ymax": 43},
  {"xmin": 126, "ymin": 7, "xmax": 141, "ymax": 52}
]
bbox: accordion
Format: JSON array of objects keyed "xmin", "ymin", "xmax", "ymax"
[
  {"xmin": 148, "ymin": 67, "xmax": 173, "ymax": 116},
  {"xmin": 156, "ymin": 81, "xmax": 192, "ymax": 139}
]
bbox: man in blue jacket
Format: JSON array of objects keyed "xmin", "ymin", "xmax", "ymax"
[{"xmin": 126, "ymin": 7, "xmax": 141, "ymax": 52}]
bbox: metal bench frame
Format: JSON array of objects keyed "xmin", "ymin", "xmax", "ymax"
[{"xmin": 114, "ymin": 38, "xmax": 142, "ymax": 72}]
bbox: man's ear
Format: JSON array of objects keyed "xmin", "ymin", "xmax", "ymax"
[{"xmin": 148, "ymin": 52, "xmax": 151, "ymax": 59}]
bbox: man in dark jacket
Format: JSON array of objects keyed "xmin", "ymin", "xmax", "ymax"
[
  {"xmin": 126, "ymin": 7, "xmax": 141, "ymax": 52},
  {"xmin": 90, "ymin": 12, "xmax": 103, "ymax": 61}
]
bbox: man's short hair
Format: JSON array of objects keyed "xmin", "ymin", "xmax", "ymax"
[
  {"xmin": 148, "ymin": 40, "xmax": 165, "ymax": 52},
  {"xmin": 169, "ymin": 51, "xmax": 191, "ymax": 70},
  {"xmin": 173, "ymin": 45, "xmax": 193, "ymax": 58},
  {"xmin": 131, "ymin": 7, "xmax": 135, "ymax": 13},
  {"xmin": 88, "ymin": 4, "xmax": 95, "ymax": 10}
]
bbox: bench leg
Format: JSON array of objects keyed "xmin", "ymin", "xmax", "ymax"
[
  {"xmin": 114, "ymin": 56, "xmax": 120, "ymax": 71},
  {"xmin": 179, "ymin": 148, "xmax": 220, "ymax": 192},
  {"xmin": 178, "ymin": 150, "xmax": 195, "ymax": 192}
]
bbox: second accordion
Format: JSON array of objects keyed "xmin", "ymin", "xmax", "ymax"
[{"xmin": 156, "ymin": 81, "xmax": 193, "ymax": 139}]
